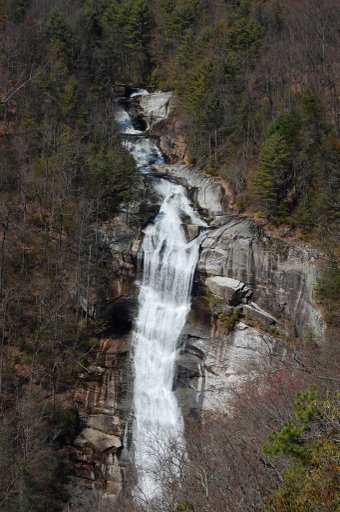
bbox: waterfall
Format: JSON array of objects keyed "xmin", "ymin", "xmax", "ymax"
[
  {"xmin": 115, "ymin": 94, "xmax": 207, "ymax": 500},
  {"xmin": 133, "ymin": 180, "xmax": 207, "ymax": 499}
]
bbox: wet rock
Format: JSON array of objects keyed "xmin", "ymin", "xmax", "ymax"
[
  {"xmin": 176, "ymin": 352, "xmax": 202, "ymax": 379},
  {"xmin": 153, "ymin": 164, "xmax": 227, "ymax": 217},
  {"xmin": 131, "ymin": 113, "xmax": 147, "ymax": 131},
  {"xmin": 186, "ymin": 336, "xmax": 209, "ymax": 358},
  {"xmin": 184, "ymin": 295, "xmax": 212, "ymax": 339},
  {"xmin": 183, "ymin": 223, "xmax": 200, "ymax": 242}
]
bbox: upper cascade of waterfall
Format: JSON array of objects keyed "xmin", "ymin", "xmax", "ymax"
[
  {"xmin": 130, "ymin": 88, "xmax": 149, "ymax": 98},
  {"xmin": 114, "ymin": 94, "xmax": 164, "ymax": 174},
  {"xmin": 124, "ymin": 139, "xmax": 164, "ymax": 174},
  {"xmin": 114, "ymin": 105, "xmax": 144, "ymax": 135}
]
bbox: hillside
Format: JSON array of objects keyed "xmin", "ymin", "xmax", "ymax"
[{"xmin": 0, "ymin": 1, "xmax": 339, "ymax": 511}]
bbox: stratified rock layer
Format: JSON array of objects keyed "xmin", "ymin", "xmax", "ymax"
[
  {"xmin": 198, "ymin": 216, "xmax": 324, "ymax": 339},
  {"xmin": 72, "ymin": 338, "xmax": 130, "ymax": 497}
]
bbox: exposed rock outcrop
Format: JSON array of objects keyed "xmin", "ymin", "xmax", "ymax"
[
  {"xmin": 75, "ymin": 428, "xmax": 121, "ymax": 452},
  {"xmin": 139, "ymin": 91, "xmax": 172, "ymax": 123},
  {"xmin": 198, "ymin": 216, "xmax": 325, "ymax": 339},
  {"xmin": 201, "ymin": 327, "xmax": 275, "ymax": 411},
  {"xmin": 141, "ymin": 91, "xmax": 326, "ymax": 418},
  {"xmin": 72, "ymin": 337, "xmax": 131, "ymax": 496},
  {"xmin": 205, "ymin": 276, "xmax": 252, "ymax": 305},
  {"xmin": 242, "ymin": 303, "xmax": 278, "ymax": 327},
  {"xmin": 144, "ymin": 92, "xmax": 325, "ymax": 342}
]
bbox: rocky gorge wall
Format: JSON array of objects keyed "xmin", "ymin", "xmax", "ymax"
[{"xmin": 69, "ymin": 90, "xmax": 327, "ymax": 498}]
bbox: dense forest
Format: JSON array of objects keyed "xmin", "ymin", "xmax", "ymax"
[{"xmin": 0, "ymin": 0, "xmax": 339, "ymax": 511}]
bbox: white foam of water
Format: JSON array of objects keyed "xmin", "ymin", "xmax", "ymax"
[
  {"xmin": 114, "ymin": 105, "xmax": 144, "ymax": 135},
  {"xmin": 131, "ymin": 88, "xmax": 150, "ymax": 97},
  {"xmin": 132, "ymin": 179, "xmax": 207, "ymax": 499},
  {"xmin": 114, "ymin": 105, "xmax": 164, "ymax": 173},
  {"xmin": 123, "ymin": 139, "xmax": 164, "ymax": 174}
]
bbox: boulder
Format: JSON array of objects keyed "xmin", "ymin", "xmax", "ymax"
[
  {"xmin": 75, "ymin": 428, "xmax": 121, "ymax": 452},
  {"xmin": 242, "ymin": 302, "xmax": 278, "ymax": 327},
  {"xmin": 83, "ymin": 414, "xmax": 122, "ymax": 437},
  {"xmin": 139, "ymin": 91, "xmax": 171, "ymax": 121},
  {"xmin": 205, "ymin": 276, "xmax": 252, "ymax": 306},
  {"xmin": 183, "ymin": 223, "xmax": 200, "ymax": 242}
]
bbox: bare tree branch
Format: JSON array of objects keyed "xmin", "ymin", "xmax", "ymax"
[{"xmin": 0, "ymin": 60, "xmax": 52, "ymax": 105}]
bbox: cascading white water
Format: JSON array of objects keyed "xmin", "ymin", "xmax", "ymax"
[
  {"xmin": 114, "ymin": 95, "xmax": 207, "ymax": 500},
  {"xmin": 114, "ymin": 97, "xmax": 164, "ymax": 174},
  {"xmin": 132, "ymin": 180, "xmax": 207, "ymax": 499}
]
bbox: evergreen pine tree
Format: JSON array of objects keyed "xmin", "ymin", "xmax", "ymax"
[{"xmin": 253, "ymin": 132, "xmax": 289, "ymax": 218}]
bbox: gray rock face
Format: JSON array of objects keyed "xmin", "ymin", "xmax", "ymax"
[
  {"xmin": 205, "ymin": 276, "xmax": 252, "ymax": 305},
  {"xmin": 75, "ymin": 428, "xmax": 121, "ymax": 452},
  {"xmin": 242, "ymin": 303, "xmax": 278, "ymax": 327},
  {"xmin": 198, "ymin": 216, "xmax": 325, "ymax": 339},
  {"xmin": 73, "ymin": 90, "xmax": 328, "ymax": 499},
  {"xmin": 139, "ymin": 92, "xmax": 325, "ymax": 343},
  {"xmin": 183, "ymin": 223, "xmax": 201, "ymax": 242},
  {"xmin": 201, "ymin": 328, "xmax": 275, "ymax": 411},
  {"xmin": 139, "ymin": 91, "xmax": 172, "ymax": 122},
  {"xmin": 72, "ymin": 338, "xmax": 131, "ymax": 496}
]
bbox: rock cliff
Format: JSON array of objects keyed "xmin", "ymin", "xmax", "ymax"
[
  {"xmin": 70, "ymin": 90, "xmax": 327, "ymax": 497},
  {"xmin": 199, "ymin": 216, "xmax": 324, "ymax": 339},
  {"xmin": 136, "ymin": 90, "xmax": 326, "ymax": 417}
]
